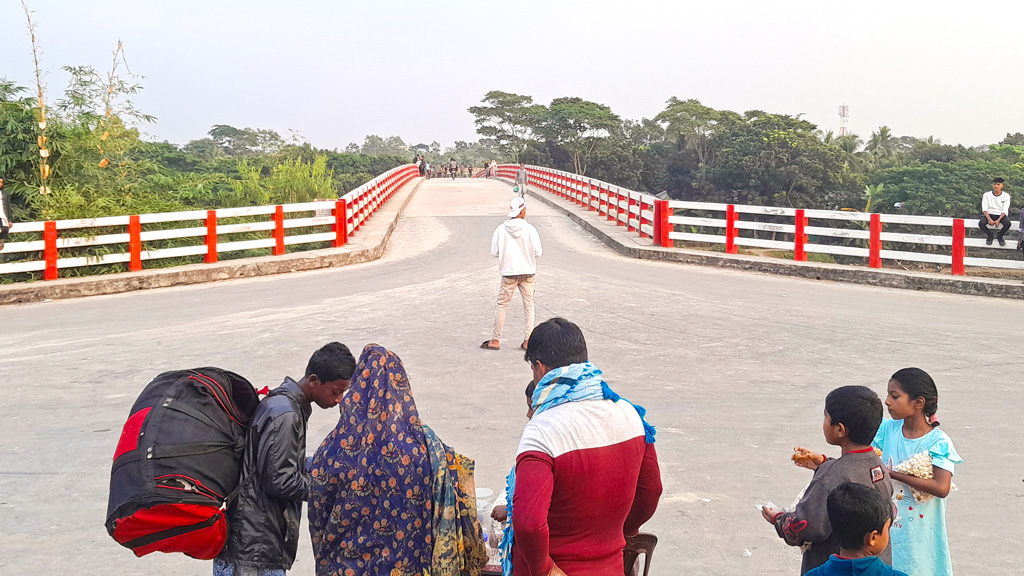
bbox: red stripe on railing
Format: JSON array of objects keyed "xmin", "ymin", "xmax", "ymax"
[
  {"xmin": 44, "ymin": 221, "xmax": 58, "ymax": 280},
  {"xmin": 952, "ymin": 219, "xmax": 965, "ymax": 276},
  {"xmin": 129, "ymin": 215, "xmax": 142, "ymax": 272},
  {"xmin": 272, "ymin": 205, "xmax": 285, "ymax": 256},
  {"xmin": 869, "ymin": 213, "xmax": 882, "ymax": 268},
  {"xmin": 726, "ymin": 205, "xmax": 738, "ymax": 254},
  {"xmin": 204, "ymin": 210, "xmax": 218, "ymax": 264},
  {"xmin": 794, "ymin": 209, "xmax": 807, "ymax": 262}
]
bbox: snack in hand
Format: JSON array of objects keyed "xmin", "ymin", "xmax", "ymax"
[{"xmin": 893, "ymin": 452, "xmax": 934, "ymax": 502}]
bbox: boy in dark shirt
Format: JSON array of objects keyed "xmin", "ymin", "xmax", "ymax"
[
  {"xmin": 761, "ymin": 386, "xmax": 894, "ymax": 574},
  {"xmin": 804, "ymin": 483, "xmax": 908, "ymax": 576}
]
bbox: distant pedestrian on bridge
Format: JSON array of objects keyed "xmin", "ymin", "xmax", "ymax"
[
  {"xmin": 0, "ymin": 178, "xmax": 11, "ymax": 250},
  {"xmin": 515, "ymin": 163, "xmax": 528, "ymax": 197},
  {"xmin": 979, "ymin": 177, "xmax": 1011, "ymax": 246},
  {"xmin": 481, "ymin": 197, "xmax": 542, "ymax": 351}
]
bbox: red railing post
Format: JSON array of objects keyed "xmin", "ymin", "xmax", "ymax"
[
  {"xmin": 638, "ymin": 198, "xmax": 650, "ymax": 239},
  {"xmin": 43, "ymin": 220, "xmax": 58, "ymax": 280},
  {"xmin": 598, "ymin": 184, "xmax": 607, "ymax": 215},
  {"xmin": 869, "ymin": 213, "xmax": 882, "ymax": 268},
  {"xmin": 725, "ymin": 204, "xmax": 738, "ymax": 254},
  {"xmin": 627, "ymin": 194, "xmax": 637, "ymax": 232},
  {"xmin": 654, "ymin": 199, "xmax": 672, "ymax": 247},
  {"xmin": 952, "ymin": 218, "xmax": 965, "ymax": 276},
  {"xmin": 587, "ymin": 181, "xmax": 596, "ymax": 211},
  {"xmin": 272, "ymin": 205, "xmax": 285, "ymax": 256},
  {"xmin": 794, "ymin": 209, "xmax": 807, "ymax": 262},
  {"xmin": 204, "ymin": 210, "xmax": 218, "ymax": 264},
  {"xmin": 333, "ymin": 199, "xmax": 348, "ymax": 247},
  {"xmin": 608, "ymin": 188, "xmax": 617, "ymax": 222},
  {"xmin": 128, "ymin": 215, "xmax": 142, "ymax": 271}
]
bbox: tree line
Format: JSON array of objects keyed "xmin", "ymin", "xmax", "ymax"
[{"xmin": 469, "ymin": 91, "xmax": 1024, "ymax": 218}]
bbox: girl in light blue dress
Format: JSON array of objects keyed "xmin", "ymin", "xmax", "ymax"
[{"xmin": 873, "ymin": 367, "xmax": 962, "ymax": 576}]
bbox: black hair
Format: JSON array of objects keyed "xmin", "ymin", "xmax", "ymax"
[
  {"xmin": 824, "ymin": 386, "xmax": 883, "ymax": 445},
  {"xmin": 525, "ymin": 379, "xmax": 536, "ymax": 401},
  {"xmin": 524, "ymin": 317, "xmax": 588, "ymax": 369},
  {"xmin": 993, "ymin": 177, "xmax": 1005, "ymax": 184},
  {"xmin": 305, "ymin": 342, "xmax": 356, "ymax": 382},
  {"xmin": 827, "ymin": 482, "xmax": 892, "ymax": 550},
  {"xmin": 890, "ymin": 367, "xmax": 940, "ymax": 427}
]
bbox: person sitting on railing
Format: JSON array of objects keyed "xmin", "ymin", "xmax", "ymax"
[
  {"xmin": 979, "ymin": 177, "xmax": 1011, "ymax": 246},
  {"xmin": 0, "ymin": 177, "xmax": 11, "ymax": 251}
]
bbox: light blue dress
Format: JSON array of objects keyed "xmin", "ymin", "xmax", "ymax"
[{"xmin": 872, "ymin": 419, "xmax": 962, "ymax": 576}]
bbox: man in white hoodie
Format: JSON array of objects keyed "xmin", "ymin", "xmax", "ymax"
[{"xmin": 481, "ymin": 197, "xmax": 543, "ymax": 351}]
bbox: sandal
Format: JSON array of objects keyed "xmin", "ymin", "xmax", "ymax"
[{"xmin": 480, "ymin": 340, "xmax": 500, "ymax": 351}]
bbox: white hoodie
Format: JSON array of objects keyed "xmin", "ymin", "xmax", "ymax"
[{"xmin": 491, "ymin": 218, "xmax": 543, "ymax": 276}]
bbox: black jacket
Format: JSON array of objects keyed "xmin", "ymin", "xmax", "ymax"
[{"xmin": 218, "ymin": 378, "xmax": 312, "ymax": 570}]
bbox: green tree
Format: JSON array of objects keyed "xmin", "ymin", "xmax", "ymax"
[
  {"xmin": 539, "ymin": 97, "xmax": 619, "ymax": 176},
  {"xmin": 468, "ymin": 91, "xmax": 545, "ymax": 162},
  {"xmin": 655, "ymin": 98, "xmax": 739, "ymax": 168}
]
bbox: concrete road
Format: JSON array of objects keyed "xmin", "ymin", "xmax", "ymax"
[{"xmin": 1, "ymin": 177, "xmax": 1021, "ymax": 575}]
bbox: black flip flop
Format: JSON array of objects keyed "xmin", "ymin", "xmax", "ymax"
[{"xmin": 480, "ymin": 340, "xmax": 500, "ymax": 351}]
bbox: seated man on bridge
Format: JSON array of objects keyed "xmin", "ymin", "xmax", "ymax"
[{"xmin": 979, "ymin": 177, "xmax": 1011, "ymax": 246}]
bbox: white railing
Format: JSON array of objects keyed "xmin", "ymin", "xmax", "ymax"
[
  {"xmin": 0, "ymin": 164, "xmax": 420, "ymax": 280},
  {"xmin": 497, "ymin": 164, "xmax": 1024, "ymax": 275}
]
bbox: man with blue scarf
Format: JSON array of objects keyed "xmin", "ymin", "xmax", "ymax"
[{"xmin": 502, "ymin": 318, "xmax": 662, "ymax": 576}]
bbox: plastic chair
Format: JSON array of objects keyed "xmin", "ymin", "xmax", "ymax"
[{"xmin": 623, "ymin": 532, "xmax": 658, "ymax": 576}]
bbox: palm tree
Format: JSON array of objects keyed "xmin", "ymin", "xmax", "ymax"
[{"xmin": 865, "ymin": 126, "xmax": 897, "ymax": 159}]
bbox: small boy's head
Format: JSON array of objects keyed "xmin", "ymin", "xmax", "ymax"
[
  {"xmin": 827, "ymin": 482, "xmax": 893, "ymax": 556},
  {"xmin": 823, "ymin": 386, "xmax": 883, "ymax": 446}
]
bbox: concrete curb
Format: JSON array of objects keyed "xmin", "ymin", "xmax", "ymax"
[
  {"xmin": 523, "ymin": 185, "xmax": 1024, "ymax": 300},
  {"xmin": 0, "ymin": 178, "xmax": 425, "ymax": 305}
]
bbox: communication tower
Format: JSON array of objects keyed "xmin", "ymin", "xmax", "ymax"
[{"xmin": 838, "ymin": 105, "xmax": 849, "ymax": 136}]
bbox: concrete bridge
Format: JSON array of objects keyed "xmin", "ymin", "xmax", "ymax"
[{"xmin": 1, "ymin": 176, "xmax": 1021, "ymax": 575}]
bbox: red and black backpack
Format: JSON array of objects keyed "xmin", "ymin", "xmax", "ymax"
[{"xmin": 106, "ymin": 368, "xmax": 260, "ymax": 559}]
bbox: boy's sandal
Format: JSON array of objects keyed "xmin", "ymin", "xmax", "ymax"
[{"xmin": 480, "ymin": 340, "xmax": 499, "ymax": 351}]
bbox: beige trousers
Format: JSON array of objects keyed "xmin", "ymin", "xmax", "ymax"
[{"xmin": 491, "ymin": 275, "xmax": 535, "ymax": 342}]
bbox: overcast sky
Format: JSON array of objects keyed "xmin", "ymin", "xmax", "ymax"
[{"xmin": 2, "ymin": 1, "xmax": 1021, "ymax": 151}]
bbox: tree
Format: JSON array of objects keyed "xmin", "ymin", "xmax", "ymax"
[
  {"xmin": 865, "ymin": 126, "xmax": 897, "ymax": 161},
  {"xmin": 539, "ymin": 97, "xmax": 619, "ymax": 176},
  {"xmin": 0, "ymin": 79, "xmax": 38, "ymax": 200},
  {"xmin": 468, "ymin": 91, "xmax": 545, "ymax": 162},
  {"xmin": 655, "ymin": 98, "xmax": 739, "ymax": 168},
  {"xmin": 207, "ymin": 125, "xmax": 284, "ymax": 156}
]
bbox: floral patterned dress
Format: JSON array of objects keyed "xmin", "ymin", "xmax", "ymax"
[{"xmin": 308, "ymin": 344, "xmax": 485, "ymax": 576}]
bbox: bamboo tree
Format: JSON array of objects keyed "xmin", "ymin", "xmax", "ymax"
[{"xmin": 21, "ymin": 0, "xmax": 50, "ymax": 194}]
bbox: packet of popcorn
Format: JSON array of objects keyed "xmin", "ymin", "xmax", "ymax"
[{"xmin": 893, "ymin": 452, "xmax": 935, "ymax": 502}]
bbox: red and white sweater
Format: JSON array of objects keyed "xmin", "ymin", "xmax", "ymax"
[{"xmin": 512, "ymin": 398, "xmax": 662, "ymax": 576}]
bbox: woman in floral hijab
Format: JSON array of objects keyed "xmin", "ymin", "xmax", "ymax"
[{"xmin": 308, "ymin": 344, "xmax": 486, "ymax": 576}]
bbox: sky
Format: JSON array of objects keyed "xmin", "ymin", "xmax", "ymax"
[{"xmin": 2, "ymin": 0, "xmax": 1022, "ymax": 151}]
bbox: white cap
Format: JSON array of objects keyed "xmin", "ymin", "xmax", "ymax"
[{"xmin": 508, "ymin": 197, "xmax": 526, "ymax": 218}]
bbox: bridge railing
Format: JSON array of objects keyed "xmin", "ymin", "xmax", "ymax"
[
  {"xmin": 0, "ymin": 164, "xmax": 420, "ymax": 280},
  {"xmin": 497, "ymin": 164, "xmax": 1024, "ymax": 275}
]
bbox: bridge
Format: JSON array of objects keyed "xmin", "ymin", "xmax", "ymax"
[{"xmin": 1, "ymin": 172, "xmax": 1021, "ymax": 575}]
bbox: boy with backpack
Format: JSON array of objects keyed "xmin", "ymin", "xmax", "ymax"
[
  {"xmin": 761, "ymin": 386, "xmax": 894, "ymax": 574},
  {"xmin": 215, "ymin": 342, "xmax": 356, "ymax": 576}
]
